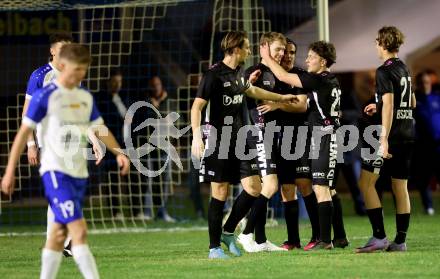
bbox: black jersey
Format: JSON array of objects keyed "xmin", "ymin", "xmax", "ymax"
[
  {"xmin": 244, "ymin": 63, "xmax": 278, "ymax": 126},
  {"xmin": 196, "ymin": 61, "xmax": 250, "ymax": 132},
  {"xmin": 375, "ymin": 58, "xmax": 415, "ymax": 143},
  {"xmin": 275, "ymin": 67, "xmax": 308, "ymax": 127},
  {"xmin": 298, "ymin": 71, "xmax": 341, "ymax": 127}
]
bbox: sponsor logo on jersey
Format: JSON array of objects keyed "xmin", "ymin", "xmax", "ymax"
[
  {"xmin": 61, "ymin": 102, "xmax": 88, "ymax": 109},
  {"xmin": 69, "ymin": 103, "xmax": 80, "ymax": 109},
  {"xmin": 263, "ymin": 80, "xmax": 271, "ymax": 86},
  {"xmin": 223, "ymin": 94, "xmax": 243, "ymax": 106},
  {"xmin": 223, "ymin": 81, "xmax": 231, "ymax": 87}
]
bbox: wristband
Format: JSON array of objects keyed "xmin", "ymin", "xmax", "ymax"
[{"xmin": 27, "ymin": 141, "xmax": 36, "ymax": 148}]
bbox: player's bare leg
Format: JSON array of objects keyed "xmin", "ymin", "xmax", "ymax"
[
  {"xmin": 208, "ymin": 182, "xmax": 230, "ymax": 259},
  {"xmin": 387, "ymin": 178, "xmax": 411, "ymax": 251},
  {"xmin": 67, "ymin": 219, "xmax": 99, "ymax": 279},
  {"xmin": 47, "ymin": 206, "xmax": 72, "ymax": 257},
  {"xmin": 356, "ymin": 169, "xmax": 389, "ymax": 253},
  {"xmin": 280, "ymin": 184, "xmax": 301, "ymax": 250},
  {"xmin": 359, "ymin": 170, "xmax": 382, "ymax": 209}
]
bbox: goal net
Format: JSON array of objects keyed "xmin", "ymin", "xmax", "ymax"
[{"xmin": 0, "ymin": 0, "xmax": 318, "ymax": 233}]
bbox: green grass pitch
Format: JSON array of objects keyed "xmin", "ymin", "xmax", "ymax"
[{"xmin": 1, "ymin": 194, "xmax": 439, "ymax": 278}]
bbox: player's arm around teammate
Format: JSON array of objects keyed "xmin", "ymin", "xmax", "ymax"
[
  {"xmin": 260, "ymin": 39, "xmax": 318, "ymax": 250},
  {"xmin": 191, "ymin": 31, "xmax": 295, "ymax": 259},
  {"xmin": 260, "ymin": 40, "xmax": 349, "ymax": 249}
]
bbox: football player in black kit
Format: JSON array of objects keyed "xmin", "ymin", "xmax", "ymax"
[
  {"xmin": 237, "ymin": 32, "xmax": 290, "ymax": 252},
  {"xmin": 260, "ymin": 40, "xmax": 347, "ymax": 250},
  {"xmin": 258, "ymin": 39, "xmax": 321, "ymax": 251},
  {"xmin": 356, "ymin": 26, "xmax": 415, "ymax": 253},
  {"xmin": 191, "ymin": 31, "xmax": 297, "ymax": 259}
]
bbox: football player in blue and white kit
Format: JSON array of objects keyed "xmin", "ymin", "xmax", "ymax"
[
  {"xmin": 2, "ymin": 44, "xmax": 130, "ymax": 279},
  {"xmin": 22, "ymin": 32, "xmax": 75, "ymax": 256}
]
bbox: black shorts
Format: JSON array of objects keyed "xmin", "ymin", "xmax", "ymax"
[
  {"xmin": 361, "ymin": 142, "xmax": 414, "ymax": 180},
  {"xmin": 310, "ymin": 130, "xmax": 338, "ymax": 189},
  {"xmin": 277, "ymin": 126, "xmax": 311, "ymax": 184},
  {"xmin": 199, "ymin": 135, "xmax": 258, "ymax": 184},
  {"xmin": 246, "ymin": 128, "xmax": 277, "ymax": 177}
]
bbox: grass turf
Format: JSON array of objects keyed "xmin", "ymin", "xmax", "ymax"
[{"xmin": 0, "ymin": 195, "xmax": 439, "ymax": 278}]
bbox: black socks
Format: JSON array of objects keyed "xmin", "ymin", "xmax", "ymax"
[
  {"xmin": 208, "ymin": 198, "xmax": 225, "ymax": 249},
  {"xmin": 332, "ymin": 194, "xmax": 347, "ymax": 239},
  {"xmin": 223, "ymin": 190, "xmax": 257, "ymax": 233},
  {"xmin": 366, "ymin": 208, "xmax": 386, "ymax": 239},
  {"xmin": 303, "ymin": 192, "xmax": 320, "ymax": 240},
  {"xmin": 243, "ymin": 195, "xmax": 269, "ymax": 244},
  {"xmin": 318, "ymin": 201, "xmax": 333, "ymax": 243},
  {"xmin": 284, "ymin": 200, "xmax": 300, "ymax": 244},
  {"xmin": 395, "ymin": 213, "xmax": 410, "ymax": 244}
]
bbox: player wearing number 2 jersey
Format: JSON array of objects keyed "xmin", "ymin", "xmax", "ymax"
[
  {"xmin": 356, "ymin": 26, "xmax": 415, "ymax": 253},
  {"xmin": 260, "ymin": 40, "xmax": 348, "ymax": 250}
]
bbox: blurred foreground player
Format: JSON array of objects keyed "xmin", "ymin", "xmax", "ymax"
[{"xmin": 2, "ymin": 44, "xmax": 130, "ymax": 278}]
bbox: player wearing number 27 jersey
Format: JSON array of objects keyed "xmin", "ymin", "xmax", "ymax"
[
  {"xmin": 356, "ymin": 26, "xmax": 415, "ymax": 254},
  {"xmin": 260, "ymin": 40, "xmax": 348, "ymax": 250}
]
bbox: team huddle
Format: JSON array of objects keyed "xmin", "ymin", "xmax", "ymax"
[{"xmin": 191, "ymin": 26, "xmax": 414, "ymax": 258}]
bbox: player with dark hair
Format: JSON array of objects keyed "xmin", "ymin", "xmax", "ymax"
[
  {"xmin": 191, "ymin": 31, "xmax": 297, "ymax": 259},
  {"xmin": 260, "ymin": 40, "xmax": 347, "ymax": 250},
  {"xmin": 356, "ymin": 26, "xmax": 415, "ymax": 252},
  {"xmin": 23, "ymin": 31, "xmax": 75, "ymax": 256}
]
